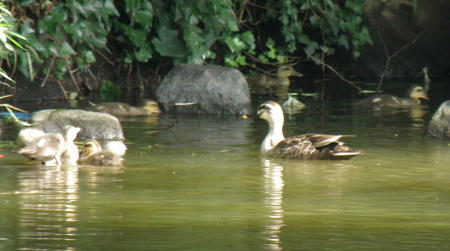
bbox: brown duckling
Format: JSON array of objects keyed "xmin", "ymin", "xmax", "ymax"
[
  {"xmin": 88, "ymin": 100, "xmax": 161, "ymax": 117},
  {"xmin": 18, "ymin": 125, "xmax": 81, "ymax": 166},
  {"xmin": 357, "ymin": 85, "xmax": 429, "ymax": 109},
  {"xmin": 247, "ymin": 65, "xmax": 303, "ymax": 95},
  {"xmin": 258, "ymin": 101, "xmax": 360, "ymax": 160},
  {"xmin": 79, "ymin": 139, "xmax": 123, "ymax": 166}
]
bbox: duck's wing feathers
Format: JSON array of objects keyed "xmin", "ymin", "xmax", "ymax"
[
  {"xmin": 269, "ymin": 134, "xmax": 360, "ymax": 160},
  {"xmin": 303, "ymin": 134, "xmax": 343, "ymax": 148}
]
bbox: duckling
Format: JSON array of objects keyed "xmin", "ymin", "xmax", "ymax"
[
  {"xmin": 87, "ymin": 100, "xmax": 161, "ymax": 117},
  {"xmin": 18, "ymin": 125, "xmax": 81, "ymax": 166},
  {"xmin": 247, "ymin": 66, "xmax": 303, "ymax": 96},
  {"xmin": 61, "ymin": 126, "xmax": 81, "ymax": 166},
  {"xmin": 258, "ymin": 101, "xmax": 360, "ymax": 160},
  {"xmin": 282, "ymin": 94, "xmax": 306, "ymax": 113},
  {"xmin": 79, "ymin": 139, "xmax": 123, "ymax": 166},
  {"xmin": 357, "ymin": 85, "xmax": 429, "ymax": 109},
  {"xmin": 16, "ymin": 127, "xmax": 46, "ymax": 147}
]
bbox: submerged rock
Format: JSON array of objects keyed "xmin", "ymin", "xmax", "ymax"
[
  {"xmin": 427, "ymin": 100, "xmax": 450, "ymax": 139},
  {"xmin": 18, "ymin": 109, "xmax": 126, "ymax": 155},
  {"xmin": 156, "ymin": 64, "xmax": 252, "ymax": 115}
]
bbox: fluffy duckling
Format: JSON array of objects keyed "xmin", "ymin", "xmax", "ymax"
[
  {"xmin": 247, "ymin": 65, "xmax": 303, "ymax": 95},
  {"xmin": 88, "ymin": 100, "xmax": 161, "ymax": 117},
  {"xmin": 16, "ymin": 127, "xmax": 46, "ymax": 147},
  {"xmin": 282, "ymin": 94, "xmax": 306, "ymax": 113},
  {"xmin": 258, "ymin": 101, "xmax": 360, "ymax": 160},
  {"xmin": 61, "ymin": 126, "xmax": 81, "ymax": 166},
  {"xmin": 79, "ymin": 139, "xmax": 123, "ymax": 166},
  {"xmin": 357, "ymin": 85, "xmax": 429, "ymax": 109},
  {"xmin": 18, "ymin": 125, "xmax": 81, "ymax": 166}
]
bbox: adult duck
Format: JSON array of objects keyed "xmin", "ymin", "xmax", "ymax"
[
  {"xmin": 18, "ymin": 125, "xmax": 81, "ymax": 166},
  {"xmin": 357, "ymin": 85, "xmax": 429, "ymax": 109},
  {"xmin": 258, "ymin": 101, "xmax": 360, "ymax": 160},
  {"xmin": 79, "ymin": 139, "xmax": 123, "ymax": 166}
]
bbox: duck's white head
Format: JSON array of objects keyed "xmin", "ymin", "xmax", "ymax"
[
  {"xmin": 258, "ymin": 101, "xmax": 285, "ymax": 153},
  {"xmin": 258, "ymin": 101, "xmax": 284, "ymax": 125}
]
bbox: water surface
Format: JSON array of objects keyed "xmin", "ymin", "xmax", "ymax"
[{"xmin": 0, "ymin": 101, "xmax": 450, "ymax": 250}]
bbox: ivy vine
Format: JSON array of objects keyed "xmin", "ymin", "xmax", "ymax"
[{"xmin": 3, "ymin": 0, "xmax": 372, "ymax": 91}]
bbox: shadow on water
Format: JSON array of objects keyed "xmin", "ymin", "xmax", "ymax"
[{"xmin": 1, "ymin": 99, "xmax": 450, "ymax": 250}]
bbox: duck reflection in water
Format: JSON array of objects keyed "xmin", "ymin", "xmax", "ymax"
[{"xmin": 262, "ymin": 158, "xmax": 285, "ymax": 251}]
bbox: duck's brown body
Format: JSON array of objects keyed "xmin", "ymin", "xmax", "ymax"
[{"xmin": 267, "ymin": 134, "xmax": 358, "ymax": 160}]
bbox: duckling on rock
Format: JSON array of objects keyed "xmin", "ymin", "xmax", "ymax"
[
  {"xmin": 87, "ymin": 100, "xmax": 161, "ymax": 117},
  {"xmin": 258, "ymin": 101, "xmax": 360, "ymax": 160},
  {"xmin": 356, "ymin": 85, "xmax": 429, "ymax": 109},
  {"xmin": 79, "ymin": 139, "xmax": 123, "ymax": 166},
  {"xmin": 18, "ymin": 125, "xmax": 81, "ymax": 166}
]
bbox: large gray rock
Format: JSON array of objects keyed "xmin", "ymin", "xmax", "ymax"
[
  {"xmin": 18, "ymin": 109, "xmax": 127, "ymax": 155},
  {"xmin": 156, "ymin": 64, "xmax": 252, "ymax": 115},
  {"xmin": 427, "ymin": 100, "xmax": 450, "ymax": 139}
]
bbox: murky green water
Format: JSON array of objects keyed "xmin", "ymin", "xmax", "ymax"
[{"xmin": 1, "ymin": 101, "xmax": 450, "ymax": 250}]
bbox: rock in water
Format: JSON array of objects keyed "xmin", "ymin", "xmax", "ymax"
[
  {"xmin": 156, "ymin": 64, "xmax": 252, "ymax": 115},
  {"xmin": 427, "ymin": 100, "xmax": 450, "ymax": 139}
]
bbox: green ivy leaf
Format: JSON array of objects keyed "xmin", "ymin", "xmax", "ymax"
[
  {"xmin": 225, "ymin": 36, "xmax": 246, "ymax": 53},
  {"xmin": 60, "ymin": 42, "xmax": 76, "ymax": 57},
  {"xmin": 135, "ymin": 47, "xmax": 152, "ymax": 62},
  {"xmin": 84, "ymin": 50, "xmax": 96, "ymax": 63},
  {"xmin": 152, "ymin": 25, "xmax": 187, "ymax": 57}
]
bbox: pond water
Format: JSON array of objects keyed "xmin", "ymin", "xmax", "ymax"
[{"xmin": 0, "ymin": 100, "xmax": 450, "ymax": 250}]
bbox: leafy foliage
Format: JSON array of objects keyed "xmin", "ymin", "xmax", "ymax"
[
  {"xmin": 4, "ymin": 0, "xmax": 372, "ymax": 90},
  {"xmin": 261, "ymin": 0, "xmax": 372, "ymax": 60},
  {"xmin": 100, "ymin": 80, "xmax": 121, "ymax": 101},
  {"xmin": 0, "ymin": 3, "xmax": 26, "ymax": 84}
]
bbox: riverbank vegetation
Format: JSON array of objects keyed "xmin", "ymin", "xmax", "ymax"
[{"xmin": 0, "ymin": 0, "xmax": 393, "ymax": 100}]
